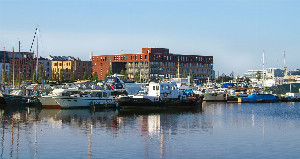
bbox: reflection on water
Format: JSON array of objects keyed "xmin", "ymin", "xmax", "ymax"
[{"xmin": 1, "ymin": 103, "xmax": 300, "ymax": 158}]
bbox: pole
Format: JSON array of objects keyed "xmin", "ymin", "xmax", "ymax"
[
  {"xmin": 262, "ymin": 50, "xmax": 265, "ymax": 88},
  {"xmin": 2, "ymin": 47, "xmax": 4, "ymax": 83},
  {"xmin": 18, "ymin": 41, "xmax": 21, "ymax": 88},
  {"xmin": 36, "ymin": 27, "xmax": 39, "ymax": 81},
  {"xmin": 12, "ymin": 46, "xmax": 15, "ymax": 89},
  {"xmin": 177, "ymin": 58, "xmax": 180, "ymax": 78}
]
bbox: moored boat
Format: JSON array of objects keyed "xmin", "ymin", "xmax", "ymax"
[
  {"xmin": 238, "ymin": 93, "xmax": 279, "ymax": 103},
  {"xmin": 54, "ymin": 90, "xmax": 116, "ymax": 109},
  {"xmin": 116, "ymin": 82, "xmax": 202, "ymax": 107}
]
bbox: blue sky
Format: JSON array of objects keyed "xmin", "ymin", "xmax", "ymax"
[{"xmin": 0, "ymin": 0, "xmax": 299, "ymax": 76}]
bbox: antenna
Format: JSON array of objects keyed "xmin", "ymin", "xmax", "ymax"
[{"xmin": 90, "ymin": 51, "xmax": 93, "ymax": 61}]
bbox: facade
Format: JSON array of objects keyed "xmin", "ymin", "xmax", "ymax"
[
  {"xmin": 284, "ymin": 69, "xmax": 300, "ymax": 83},
  {"xmin": 244, "ymin": 68, "xmax": 288, "ymax": 86},
  {"xmin": 92, "ymin": 48, "xmax": 214, "ymax": 82},
  {"xmin": 51, "ymin": 56, "xmax": 92, "ymax": 81},
  {"xmin": 0, "ymin": 51, "xmax": 35, "ymax": 81},
  {"xmin": 37, "ymin": 57, "xmax": 52, "ymax": 80}
]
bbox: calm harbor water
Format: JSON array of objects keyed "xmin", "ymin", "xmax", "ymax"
[{"xmin": 1, "ymin": 102, "xmax": 300, "ymax": 159}]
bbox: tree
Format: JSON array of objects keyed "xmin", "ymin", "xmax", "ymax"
[
  {"xmin": 105, "ymin": 66, "xmax": 113, "ymax": 78},
  {"xmin": 189, "ymin": 71, "xmax": 194, "ymax": 85},
  {"xmin": 92, "ymin": 72, "xmax": 98, "ymax": 82},
  {"xmin": 182, "ymin": 69, "xmax": 187, "ymax": 78},
  {"xmin": 59, "ymin": 73, "xmax": 64, "ymax": 82},
  {"xmin": 256, "ymin": 71, "xmax": 262, "ymax": 81},
  {"xmin": 120, "ymin": 69, "xmax": 128, "ymax": 80},
  {"xmin": 32, "ymin": 71, "xmax": 36, "ymax": 82},
  {"xmin": 70, "ymin": 73, "xmax": 75, "ymax": 82},
  {"xmin": 37, "ymin": 63, "xmax": 44, "ymax": 83},
  {"xmin": 134, "ymin": 69, "xmax": 140, "ymax": 82},
  {"xmin": 83, "ymin": 72, "xmax": 87, "ymax": 80},
  {"xmin": 50, "ymin": 72, "xmax": 55, "ymax": 81}
]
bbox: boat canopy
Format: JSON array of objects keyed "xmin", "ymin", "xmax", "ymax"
[{"xmin": 221, "ymin": 83, "xmax": 235, "ymax": 88}]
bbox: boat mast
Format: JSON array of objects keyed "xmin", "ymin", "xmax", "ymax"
[
  {"xmin": 12, "ymin": 46, "xmax": 15, "ymax": 89},
  {"xmin": 18, "ymin": 41, "xmax": 21, "ymax": 88},
  {"xmin": 262, "ymin": 50, "xmax": 265, "ymax": 88},
  {"xmin": 177, "ymin": 58, "xmax": 180, "ymax": 78},
  {"xmin": 36, "ymin": 27, "xmax": 39, "ymax": 81},
  {"xmin": 2, "ymin": 47, "xmax": 4, "ymax": 83}
]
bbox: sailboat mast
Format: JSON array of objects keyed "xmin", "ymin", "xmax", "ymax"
[
  {"xmin": 36, "ymin": 27, "xmax": 39, "ymax": 81},
  {"xmin": 262, "ymin": 50, "xmax": 265, "ymax": 88},
  {"xmin": 12, "ymin": 46, "xmax": 15, "ymax": 89},
  {"xmin": 177, "ymin": 58, "xmax": 180, "ymax": 78},
  {"xmin": 19, "ymin": 41, "xmax": 21, "ymax": 88},
  {"xmin": 2, "ymin": 47, "xmax": 4, "ymax": 83}
]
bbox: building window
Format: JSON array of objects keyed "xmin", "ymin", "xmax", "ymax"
[{"xmin": 145, "ymin": 55, "xmax": 147, "ymax": 60}]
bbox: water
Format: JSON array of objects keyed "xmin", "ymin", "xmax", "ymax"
[{"xmin": 1, "ymin": 102, "xmax": 300, "ymax": 159}]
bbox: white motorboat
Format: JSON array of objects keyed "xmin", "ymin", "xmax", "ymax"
[
  {"xmin": 54, "ymin": 90, "xmax": 115, "ymax": 109},
  {"xmin": 38, "ymin": 88, "xmax": 82, "ymax": 109}
]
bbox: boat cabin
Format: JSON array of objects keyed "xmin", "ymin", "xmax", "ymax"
[{"xmin": 148, "ymin": 82, "xmax": 183, "ymax": 98}]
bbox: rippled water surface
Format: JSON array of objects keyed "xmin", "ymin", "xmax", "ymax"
[{"xmin": 1, "ymin": 102, "xmax": 300, "ymax": 159}]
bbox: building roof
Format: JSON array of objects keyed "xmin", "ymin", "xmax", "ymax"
[{"xmin": 46, "ymin": 55, "xmax": 80, "ymax": 61}]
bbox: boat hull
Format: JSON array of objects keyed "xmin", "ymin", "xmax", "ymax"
[
  {"xmin": 203, "ymin": 93, "xmax": 227, "ymax": 102},
  {"xmin": 3, "ymin": 94, "xmax": 40, "ymax": 106},
  {"xmin": 38, "ymin": 96, "xmax": 61, "ymax": 109},
  {"xmin": 116, "ymin": 96, "xmax": 202, "ymax": 107},
  {"xmin": 54, "ymin": 97, "xmax": 115, "ymax": 109}
]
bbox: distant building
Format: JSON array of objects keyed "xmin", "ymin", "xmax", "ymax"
[
  {"xmin": 92, "ymin": 48, "xmax": 214, "ymax": 82},
  {"xmin": 0, "ymin": 51, "xmax": 35, "ymax": 81},
  {"xmin": 35, "ymin": 57, "xmax": 52, "ymax": 80},
  {"xmin": 51, "ymin": 56, "xmax": 92, "ymax": 81},
  {"xmin": 284, "ymin": 69, "xmax": 300, "ymax": 83}
]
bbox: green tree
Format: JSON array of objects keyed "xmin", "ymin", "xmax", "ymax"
[
  {"xmin": 70, "ymin": 73, "xmax": 75, "ymax": 82},
  {"xmin": 37, "ymin": 63, "xmax": 44, "ymax": 83},
  {"xmin": 20, "ymin": 73, "xmax": 25, "ymax": 83},
  {"xmin": 83, "ymin": 72, "xmax": 87, "ymax": 80},
  {"xmin": 105, "ymin": 66, "xmax": 113, "ymax": 78},
  {"xmin": 120, "ymin": 69, "xmax": 128, "ymax": 80},
  {"xmin": 59, "ymin": 73, "xmax": 64, "ymax": 82},
  {"xmin": 182, "ymin": 69, "xmax": 187, "ymax": 78},
  {"xmin": 92, "ymin": 72, "xmax": 98, "ymax": 82},
  {"xmin": 32, "ymin": 71, "xmax": 36, "ymax": 82},
  {"xmin": 256, "ymin": 71, "xmax": 262, "ymax": 81},
  {"xmin": 134, "ymin": 69, "xmax": 140, "ymax": 82},
  {"xmin": 50, "ymin": 72, "xmax": 55, "ymax": 81},
  {"xmin": 189, "ymin": 71, "xmax": 194, "ymax": 85}
]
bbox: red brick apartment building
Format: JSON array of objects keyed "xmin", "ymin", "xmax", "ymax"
[{"xmin": 92, "ymin": 48, "xmax": 214, "ymax": 82}]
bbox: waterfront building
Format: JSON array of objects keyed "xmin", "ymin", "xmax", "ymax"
[
  {"xmin": 0, "ymin": 51, "xmax": 35, "ymax": 81},
  {"xmin": 51, "ymin": 56, "xmax": 92, "ymax": 81},
  {"xmin": 92, "ymin": 48, "xmax": 214, "ymax": 82},
  {"xmin": 244, "ymin": 68, "xmax": 288, "ymax": 86},
  {"xmin": 36, "ymin": 57, "xmax": 52, "ymax": 80},
  {"xmin": 284, "ymin": 69, "xmax": 300, "ymax": 83}
]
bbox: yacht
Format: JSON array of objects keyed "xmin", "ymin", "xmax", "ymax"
[
  {"xmin": 54, "ymin": 90, "xmax": 115, "ymax": 109},
  {"xmin": 38, "ymin": 88, "xmax": 82, "ymax": 109}
]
